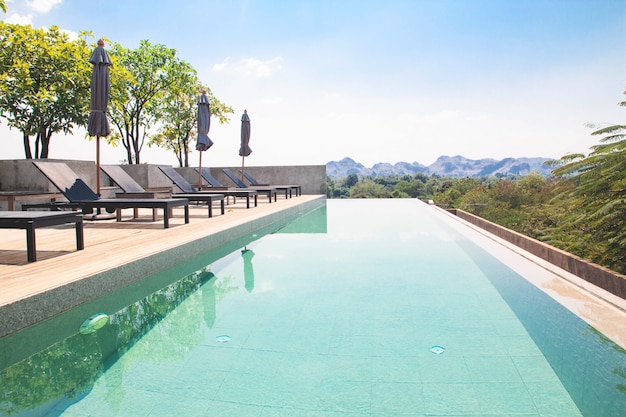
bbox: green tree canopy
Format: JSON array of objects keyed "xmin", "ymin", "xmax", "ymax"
[
  {"xmin": 108, "ymin": 40, "xmax": 179, "ymax": 164},
  {"xmin": 0, "ymin": 23, "xmax": 91, "ymax": 158},
  {"xmin": 350, "ymin": 180, "xmax": 392, "ymax": 198},
  {"xmin": 549, "ymin": 90, "xmax": 626, "ymax": 271},
  {"xmin": 149, "ymin": 60, "xmax": 233, "ymax": 167}
]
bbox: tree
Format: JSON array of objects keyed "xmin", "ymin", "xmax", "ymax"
[
  {"xmin": 108, "ymin": 40, "xmax": 179, "ymax": 164},
  {"xmin": 1, "ymin": 1, "xmax": 6, "ymax": 13},
  {"xmin": 350, "ymin": 180, "xmax": 392, "ymax": 198},
  {"xmin": 393, "ymin": 179, "xmax": 425, "ymax": 198},
  {"xmin": 149, "ymin": 60, "xmax": 233, "ymax": 167},
  {"xmin": 0, "ymin": 23, "xmax": 91, "ymax": 158},
  {"xmin": 549, "ymin": 90, "xmax": 626, "ymax": 272},
  {"xmin": 345, "ymin": 173, "xmax": 359, "ymax": 188}
]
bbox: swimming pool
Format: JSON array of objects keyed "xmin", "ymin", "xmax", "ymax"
[{"xmin": 1, "ymin": 199, "xmax": 624, "ymax": 416}]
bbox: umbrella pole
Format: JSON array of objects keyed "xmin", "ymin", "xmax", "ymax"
[
  {"xmin": 96, "ymin": 136, "xmax": 101, "ymax": 196},
  {"xmin": 241, "ymin": 156, "xmax": 245, "ymax": 183},
  {"xmin": 198, "ymin": 152, "xmax": 203, "ymax": 190}
]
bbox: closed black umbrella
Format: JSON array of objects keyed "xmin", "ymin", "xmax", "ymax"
[
  {"xmin": 196, "ymin": 90, "xmax": 214, "ymax": 189},
  {"xmin": 87, "ymin": 39, "xmax": 112, "ymax": 196},
  {"xmin": 239, "ymin": 109, "xmax": 252, "ymax": 182}
]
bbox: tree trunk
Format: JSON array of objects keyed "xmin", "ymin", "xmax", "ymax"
[
  {"xmin": 23, "ymin": 133, "xmax": 33, "ymax": 159},
  {"xmin": 183, "ymin": 135, "xmax": 189, "ymax": 167},
  {"xmin": 124, "ymin": 134, "xmax": 134, "ymax": 164},
  {"xmin": 40, "ymin": 129, "xmax": 52, "ymax": 158}
]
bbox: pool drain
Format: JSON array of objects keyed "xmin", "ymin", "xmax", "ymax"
[
  {"xmin": 216, "ymin": 335, "xmax": 231, "ymax": 343},
  {"xmin": 430, "ymin": 345, "xmax": 446, "ymax": 354}
]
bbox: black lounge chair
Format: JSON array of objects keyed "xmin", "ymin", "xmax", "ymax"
[
  {"xmin": 102, "ymin": 165, "xmax": 225, "ymax": 218},
  {"xmin": 239, "ymin": 170, "xmax": 301, "ymax": 197},
  {"xmin": 220, "ymin": 168, "xmax": 279, "ymax": 201},
  {"xmin": 158, "ymin": 166, "xmax": 258, "ymax": 209},
  {"xmin": 100, "ymin": 165, "xmax": 172, "ymax": 197},
  {"xmin": 26, "ymin": 161, "xmax": 189, "ymax": 228},
  {"xmin": 195, "ymin": 167, "xmax": 273, "ymax": 203}
]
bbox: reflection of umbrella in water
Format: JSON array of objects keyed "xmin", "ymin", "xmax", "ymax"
[
  {"xmin": 200, "ymin": 272, "xmax": 217, "ymax": 328},
  {"xmin": 239, "ymin": 110, "xmax": 252, "ymax": 183},
  {"xmin": 242, "ymin": 248, "xmax": 255, "ymax": 293},
  {"xmin": 196, "ymin": 90, "xmax": 214, "ymax": 189},
  {"xmin": 88, "ymin": 39, "xmax": 112, "ymax": 196}
]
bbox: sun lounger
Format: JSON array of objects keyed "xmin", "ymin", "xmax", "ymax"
[
  {"xmin": 196, "ymin": 167, "xmax": 274, "ymax": 203},
  {"xmin": 219, "ymin": 169, "xmax": 279, "ymax": 201},
  {"xmin": 100, "ymin": 165, "xmax": 172, "ymax": 196},
  {"xmin": 239, "ymin": 170, "xmax": 301, "ymax": 197},
  {"xmin": 158, "ymin": 166, "xmax": 257, "ymax": 209},
  {"xmin": 102, "ymin": 165, "xmax": 225, "ymax": 218},
  {"xmin": 27, "ymin": 161, "xmax": 189, "ymax": 228},
  {"xmin": 0, "ymin": 211, "xmax": 84, "ymax": 262}
]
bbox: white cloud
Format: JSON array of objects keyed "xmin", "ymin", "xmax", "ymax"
[
  {"xmin": 212, "ymin": 57, "xmax": 230, "ymax": 72},
  {"xmin": 5, "ymin": 13, "xmax": 34, "ymax": 24},
  {"xmin": 61, "ymin": 28, "xmax": 78, "ymax": 40},
  {"xmin": 235, "ymin": 57, "xmax": 283, "ymax": 78},
  {"xmin": 26, "ymin": 0, "xmax": 62, "ymax": 13}
]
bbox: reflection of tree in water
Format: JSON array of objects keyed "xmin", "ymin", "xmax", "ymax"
[
  {"xmin": 0, "ymin": 333, "xmax": 102, "ymax": 416},
  {"xmin": 0, "ymin": 265, "xmax": 238, "ymax": 415}
]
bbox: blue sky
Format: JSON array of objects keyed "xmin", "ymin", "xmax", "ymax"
[{"xmin": 1, "ymin": 0, "xmax": 625, "ymax": 168}]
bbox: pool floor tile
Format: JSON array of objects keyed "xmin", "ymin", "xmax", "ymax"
[
  {"xmin": 422, "ymin": 383, "xmax": 481, "ymax": 415},
  {"xmin": 371, "ymin": 356, "xmax": 421, "ymax": 383},
  {"xmin": 370, "ymin": 381, "xmax": 423, "ymax": 415},
  {"xmin": 465, "ymin": 355, "xmax": 523, "ymax": 383},
  {"xmin": 419, "ymin": 355, "xmax": 471, "ymax": 383},
  {"xmin": 525, "ymin": 382, "xmax": 584, "ymax": 417},
  {"xmin": 474, "ymin": 382, "xmax": 538, "ymax": 415},
  {"xmin": 511, "ymin": 355, "xmax": 561, "ymax": 383}
]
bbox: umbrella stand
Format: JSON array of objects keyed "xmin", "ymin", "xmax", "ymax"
[
  {"xmin": 198, "ymin": 151, "xmax": 203, "ymax": 190},
  {"xmin": 241, "ymin": 156, "xmax": 245, "ymax": 183},
  {"xmin": 88, "ymin": 135, "xmax": 115, "ymax": 220},
  {"xmin": 96, "ymin": 136, "xmax": 101, "ymax": 195}
]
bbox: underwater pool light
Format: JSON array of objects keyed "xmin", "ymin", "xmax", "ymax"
[{"xmin": 79, "ymin": 313, "xmax": 109, "ymax": 334}]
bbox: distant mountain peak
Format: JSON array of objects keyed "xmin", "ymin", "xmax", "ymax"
[{"xmin": 326, "ymin": 155, "xmax": 554, "ymax": 178}]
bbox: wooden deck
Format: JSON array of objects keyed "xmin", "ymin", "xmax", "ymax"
[{"xmin": 0, "ymin": 195, "xmax": 325, "ymax": 337}]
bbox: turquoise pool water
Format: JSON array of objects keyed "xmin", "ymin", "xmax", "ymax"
[{"xmin": 1, "ymin": 199, "xmax": 625, "ymax": 416}]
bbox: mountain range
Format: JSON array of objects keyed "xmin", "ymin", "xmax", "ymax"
[{"xmin": 326, "ymin": 155, "xmax": 555, "ymax": 178}]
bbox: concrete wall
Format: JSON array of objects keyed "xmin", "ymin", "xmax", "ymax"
[
  {"xmin": 175, "ymin": 165, "xmax": 326, "ymax": 195},
  {"xmin": 0, "ymin": 159, "xmax": 98, "ymax": 192},
  {"xmin": 0, "ymin": 159, "xmax": 327, "ymax": 208},
  {"xmin": 449, "ymin": 208, "xmax": 626, "ymax": 300}
]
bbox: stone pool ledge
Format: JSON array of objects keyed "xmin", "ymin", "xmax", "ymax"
[{"xmin": 0, "ymin": 195, "xmax": 326, "ymax": 338}]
